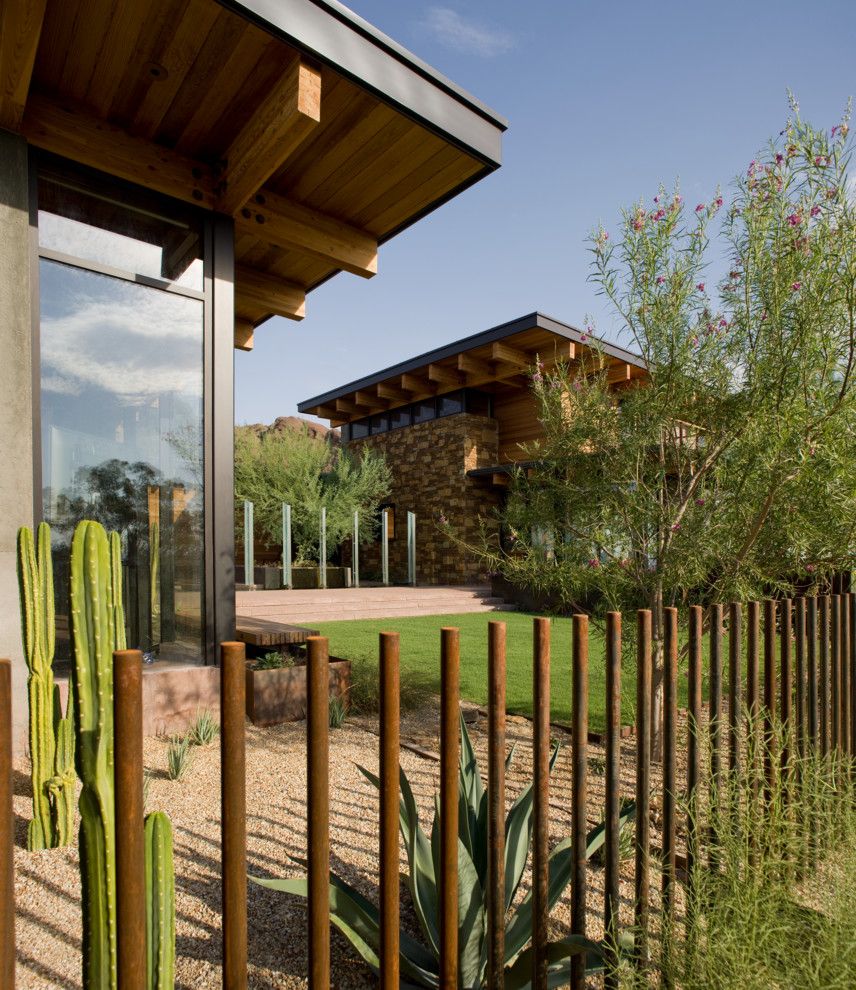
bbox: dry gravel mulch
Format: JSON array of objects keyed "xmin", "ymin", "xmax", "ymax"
[{"xmin": 14, "ymin": 702, "xmax": 686, "ymax": 988}]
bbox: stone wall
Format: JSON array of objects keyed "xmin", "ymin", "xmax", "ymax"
[{"xmin": 346, "ymin": 413, "xmax": 502, "ymax": 585}]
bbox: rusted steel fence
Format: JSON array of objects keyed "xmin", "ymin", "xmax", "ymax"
[{"xmin": 2, "ymin": 591, "xmax": 855, "ymax": 989}]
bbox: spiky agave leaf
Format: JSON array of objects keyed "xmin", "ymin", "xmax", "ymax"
[{"xmin": 504, "ymin": 934, "xmax": 611, "ymax": 990}]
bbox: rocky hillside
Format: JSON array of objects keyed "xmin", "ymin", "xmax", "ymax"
[{"xmin": 237, "ymin": 415, "xmax": 339, "ymax": 443}]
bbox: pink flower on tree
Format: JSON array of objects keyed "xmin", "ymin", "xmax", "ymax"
[
  {"xmin": 811, "ymin": 205, "xmax": 821, "ymax": 217},
  {"xmin": 695, "ymin": 498, "xmax": 705, "ymax": 507},
  {"xmin": 656, "ymin": 275, "xmax": 666, "ymax": 285},
  {"xmin": 671, "ymin": 523, "xmax": 682, "ymax": 532},
  {"xmin": 787, "ymin": 212, "xmax": 802, "ymax": 226},
  {"xmin": 826, "ymin": 187, "xmax": 838, "ymax": 199},
  {"xmin": 696, "ymin": 282, "xmax": 705, "ymax": 292},
  {"xmin": 695, "ymin": 203, "xmax": 705, "ymax": 212},
  {"xmin": 791, "ymin": 281, "xmax": 802, "ymax": 292},
  {"xmin": 587, "ymin": 558, "xmax": 600, "ymax": 569},
  {"xmin": 775, "ymin": 152, "xmax": 784, "ymax": 164},
  {"xmin": 806, "ymin": 563, "xmax": 816, "ymax": 573}
]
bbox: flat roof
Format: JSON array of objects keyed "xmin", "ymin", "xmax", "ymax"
[{"xmin": 298, "ymin": 312, "xmax": 647, "ymax": 415}]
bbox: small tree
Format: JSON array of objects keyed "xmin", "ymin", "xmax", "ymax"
[
  {"xmin": 478, "ymin": 100, "xmax": 856, "ymax": 755},
  {"xmin": 234, "ymin": 424, "xmax": 391, "ymax": 563}
]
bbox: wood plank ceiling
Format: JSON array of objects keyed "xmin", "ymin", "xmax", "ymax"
[{"xmin": 0, "ymin": 0, "xmax": 489, "ymax": 349}]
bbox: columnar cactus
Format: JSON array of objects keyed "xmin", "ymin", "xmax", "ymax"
[
  {"xmin": 145, "ymin": 811, "xmax": 175, "ymax": 990},
  {"xmin": 70, "ymin": 520, "xmax": 125, "ymax": 989},
  {"xmin": 17, "ymin": 521, "xmax": 75, "ymax": 849}
]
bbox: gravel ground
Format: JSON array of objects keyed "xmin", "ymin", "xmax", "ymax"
[{"xmin": 13, "ymin": 702, "xmax": 687, "ymax": 989}]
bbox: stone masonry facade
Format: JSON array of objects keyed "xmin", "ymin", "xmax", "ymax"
[{"xmin": 346, "ymin": 413, "xmax": 502, "ymax": 585}]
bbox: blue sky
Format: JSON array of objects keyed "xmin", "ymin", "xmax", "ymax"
[{"xmin": 235, "ymin": 0, "xmax": 856, "ymax": 425}]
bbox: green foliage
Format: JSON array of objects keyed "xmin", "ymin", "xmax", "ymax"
[
  {"xmin": 254, "ymin": 717, "xmax": 634, "ymax": 987},
  {"xmin": 234, "ymin": 424, "xmax": 391, "ymax": 562},
  {"xmin": 328, "ymin": 693, "xmax": 348, "ymax": 729},
  {"xmin": 144, "ymin": 811, "xmax": 176, "ymax": 990},
  {"xmin": 253, "ymin": 650, "xmax": 294, "ymax": 670},
  {"xmin": 166, "ymin": 735, "xmax": 193, "ymax": 781},
  {"xmin": 17, "ymin": 521, "xmax": 75, "ymax": 850},
  {"xmin": 481, "ymin": 103, "xmax": 856, "ymax": 622},
  {"xmin": 70, "ymin": 520, "xmax": 126, "ymax": 989},
  {"xmin": 188, "ymin": 708, "xmax": 219, "ymax": 746}
]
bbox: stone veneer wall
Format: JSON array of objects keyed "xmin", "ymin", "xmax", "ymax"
[{"xmin": 347, "ymin": 413, "xmax": 501, "ymax": 585}]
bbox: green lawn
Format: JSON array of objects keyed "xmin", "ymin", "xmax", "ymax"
[{"xmin": 314, "ymin": 610, "xmax": 637, "ymax": 732}]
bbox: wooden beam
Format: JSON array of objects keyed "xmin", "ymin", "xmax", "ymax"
[
  {"xmin": 377, "ymin": 382, "xmax": 409, "ymax": 403},
  {"xmin": 491, "ymin": 341, "xmax": 532, "ymax": 368},
  {"xmin": 336, "ymin": 398, "xmax": 369, "ymax": 416},
  {"xmin": 401, "ymin": 373, "xmax": 431, "ymax": 394},
  {"xmin": 491, "ymin": 473, "xmax": 510, "ymax": 488},
  {"xmin": 218, "ymin": 59, "xmax": 321, "ymax": 214},
  {"xmin": 236, "ymin": 187, "xmax": 377, "ymax": 279},
  {"xmin": 0, "ymin": 0, "xmax": 47, "ymax": 131},
  {"xmin": 546, "ymin": 340, "xmax": 575, "ymax": 363},
  {"xmin": 235, "ymin": 266, "xmax": 305, "ymax": 321},
  {"xmin": 458, "ymin": 353, "xmax": 493, "ymax": 377},
  {"xmin": 234, "ymin": 319, "xmax": 254, "ymax": 351},
  {"xmin": 22, "ymin": 94, "xmax": 217, "ymax": 208},
  {"xmin": 314, "ymin": 404, "xmax": 342, "ymax": 421},
  {"xmin": 355, "ymin": 390, "xmax": 388, "ymax": 411},
  {"xmin": 428, "ymin": 363, "xmax": 463, "ymax": 387}
]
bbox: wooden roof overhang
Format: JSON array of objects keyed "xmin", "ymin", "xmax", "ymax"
[
  {"xmin": 0, "ymin": 0, "xmax": 506, "ymax": 350},
  {"xmin": 298, "ymin": 311, "xmax": 649, "ymax": 426}
]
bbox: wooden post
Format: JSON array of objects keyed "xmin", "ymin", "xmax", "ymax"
[
  {"xmin": 662, "ymin": 607, "xmax": 679, "ymax": 917},
  {"xmin": 379, "ymin": 633, "xmax": 400, "ymax": 990},
  {"xmin": 282, "ymin": 503, "xmax": 292, "ymax": 589},
  {"xmin": 0, "ymin": 659, "xmax": 15, "ymax": 990},
  {"xmin": 604, "ymin": 611, "xmax": 621, "ymax": 990},
  {"xmin": 440, "ymin": 628, "xmax": 460, "ymax": 990},
  {"xmin": 307, "ymin": 636, "xmax": 330, "ymax": 989},
  {"xmin": 114, "ymin": 649, "xmax": 146, "ymax": 990},
  {"xmin": 532, "ymin": 618, "xmax": 551, "ymax": 990},
  {"xmin": 571, "ymin": 614, "xmax": 589, "ymax": 990},
  {"xmin": 807, "ymin": 597, "xmax": 818, "ymax": 751},
  {"xmin": 820, "ymin": 596, "xmax": 830, "ymax": 755},
  {"xmin": 221, "ymin": 641, "xmax": 248, "ymax": 990},
  {"xmin": 687, "ymin": 607, "xmax": 702, "ymax": 888},
  {"xmin": 381, "ymin": 508, "xmax": 390, "ymax": 587},
  {"xmin": 487, "ymin": 622, "xmax": 506, "ymax": 990},
  {"xmin": 352, "ymin": 511, "xmax": 359, "ymax": 589},
  {"xmin": 634, "ymin": 611, "xmax": 652, "ymax": 964},
  {"xmin": 243, "ymin": 500, "xmax": 254, "ymax": 587},
  {"xmin": 763, "ymin": 600, "xmax": 777, "ymax": 807},
  {"xmin": 319, "ymin": 507, "xmax": 327, "ymax": 591}
]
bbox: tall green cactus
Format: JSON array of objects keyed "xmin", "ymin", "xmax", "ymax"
[
  {"xmin": 145, "ymin": 811, "xmax": 175, "ymax": 990},
  {"xmin": 70, "ymin": 520, "xmax": 125, "ymax": 990},
  {"xmin": 17, "ymin": 521, "xmax": 75, "ymax": 849}
]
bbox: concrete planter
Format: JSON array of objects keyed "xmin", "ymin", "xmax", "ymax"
[
  {"xmin": 291, "ymin": 566, "xmax": 352, "ymax": 589},
  {"xmin": 245, "ymin": 656, "xmax": 351, "ymax": 727}
]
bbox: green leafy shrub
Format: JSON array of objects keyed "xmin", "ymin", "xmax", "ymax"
[
  {"xmin": 166, "ymin": 735, "xmax": 192, "ymax": 782},
  {"xmin": 254, "ymin": 716, "xmax": 634, "ymax": 987},
  {"xmin": 329, "ymin": 693, "xmax": 348, "ymax": 729},
  {"xmin": 253, "ymin": 651, "xmax": 294, "ymax": 670}
]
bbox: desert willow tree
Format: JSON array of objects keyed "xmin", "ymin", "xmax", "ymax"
[{"xmin": 476, "ymin": 102, "xmax": 856, "ymax": 757}]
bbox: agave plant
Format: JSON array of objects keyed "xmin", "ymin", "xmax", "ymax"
[{"xmin": 254, "ymin": 717, "xmax": 635, "ymax": 988}]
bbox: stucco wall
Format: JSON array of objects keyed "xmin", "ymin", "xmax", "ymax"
[
  {"xmin": 0, "ymin": 131, "xmax": 34, "ymax": 754},
  {"xmin": 347, "ymin": 413, "xmax": 501, "ymax": 584}
]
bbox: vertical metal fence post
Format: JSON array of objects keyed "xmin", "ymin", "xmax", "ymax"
[
  {"xmin": 795, "ymin": 598, "xmax": 806, "ymax": 762},
  {"xmin": 729, "ymin": 603, "xmax": 742, "ymax": 781},
  {"xmin": 604, "ymin": 612, "xmax": 621, "ymax": 990},
  {"xmin": 780, "ymin": 599, "xmax": 793, "ymax": 784},
  {"xmin": 571, "ymin": 614, "xmax": 589, "ymax": 990},
  {"xmin": 319, "ymin": 507, "xmax": 327, "ymax": 591},
  {"xmin": 407, "ymin": 511, "xmax": 416, "ymax": 587},
  {"xmin": 381, "ymin": 508, "xmax": 389, "ymax": 587},
  {"xmin": 850, "ymin": 593, "xmax": 856, "ymax": 757},
  {"xmin": 0, "ymin": 660, "xmax": 15, "ymax": 990},
  {"xmin": 307, "ymin": 636, "xmax": 330, "ymax": 989},
  {"xmin": 843, "ymin": 594, "xmax": 851, "ymax": 755},
  {"xmin": 687, "ymin": 607, "xmax": 702, "ymax": 892},
  {"xmin": 114, "ymin": 649, "xmax": 146, "ymax": 990},
  {"xmin": 532, "ymin": 618, "xmax": 551, "ymax": 990},
  {"xmin": 807, "ymin": 597, "xmax": 818, "ymax": 751},
  {"xmin": 709, "ymin": 603, "xmax": 723, "ymax": 860},
  {"xmin": 352, "ymin": 511, "xmax": 359, "ymax": 589},
  {"xmin": 747, "ymin": 601, "xmax": 760, "ymax": 809},
  {"xmin": 221, "ymin": 641, "xmax": 248, "ymax": 990},
  {"xmin": 243, "ymin": 500, "xmax": 254, "ymax": 587},
  {"xmin": 282, "ymin": 503, "xmax": 292, "ymax": 590},
  {"xmin": 440, "ymin": 628, "xmax": 460, "ymax": 990},
  {"xmin": 487, "ymin": 622, "xmax": 506, "ymax": 990},
  {"xmin": 379, "ymin": 633, "xmax": 400, "ymax": 990},
  {"xmin": 634, "ymin": 610, "xmax": 652, "ymax": 965},
  {"xmin": 662, "ymin": 607, "xmax": 679, "ymax": 919}
]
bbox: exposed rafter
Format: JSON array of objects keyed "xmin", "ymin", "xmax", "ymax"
[
  {"xmin": 0, "ymin": 0, "xmax": 46, "ymax": 131},
  {"xmin": 336, "ymin": 398, "xmax": 368, "ymax": 416},
  {"xmin": 234, "ymin": 319, "xmax": 255, "ymax": 351},
  {"xmin": 428, "ymin": 363, "xmax": 462, "ymax": 386},
  {"xmin": 355, "ymin": 390, "xmax": 388, "ymax": 411},
  {"xmin": 400, "ymin": 373, "xmax": 430, "ymax": 394},
  {"xmin": 491, "ymin": 341, "xmax": 531, "ymax": 367},
  {"xmin": 218, "ymin": 58, "xmax": 321, "ymax": 215},
  {"xmin": 457, "ymin": 353, "xmax": 493, "ymax": 377},
  {"xmin": 236, "ymin": 188, "xmax": 377, "ymax": 279},
  {"xmin": 377, "ymin": 381, "xmax": 409, "ymax": 403},
  {"xmin": 235, "ymin": 266, "xmax": 305, "ymax": 322}
]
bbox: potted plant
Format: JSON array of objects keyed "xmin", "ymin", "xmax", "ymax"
[{"xmin": 245, "ymin": 649, "xmax": 351, "ymax": 726}]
